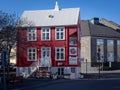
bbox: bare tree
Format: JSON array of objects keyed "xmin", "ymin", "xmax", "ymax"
[
  {"xmin": 0, "ymin": 10, "xmax": 18, "ymax": 54},
  {"xmin": 17, "ymin": 17, "xmax": 35, "ymax": 27}
]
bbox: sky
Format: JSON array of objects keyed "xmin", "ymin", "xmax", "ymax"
[{"xmin": 0, "ymin": 0, "xmax": 120, "ymax": 24}]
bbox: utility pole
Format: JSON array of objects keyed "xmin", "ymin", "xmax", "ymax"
[{"xmin": 86, "ymin": 59, "xmax": 87, "ymax": 75}]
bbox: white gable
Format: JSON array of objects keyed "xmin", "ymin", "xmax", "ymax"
[{"xmin": 20, "ymin": 8, "xmax": 80, "ymax": 27}]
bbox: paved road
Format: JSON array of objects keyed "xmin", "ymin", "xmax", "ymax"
[{"xmin": 12, "ymin": 79, "xmax": 120, "ymax": 90}]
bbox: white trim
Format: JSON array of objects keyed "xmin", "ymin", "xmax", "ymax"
[
  {"xmin": 55, "ymin": 27, "xmax": 65, "ymax": 40},
  {"xmin": 27, "ymin": 48, "xmax": 37, "ymax": 61},
  {"xmin": 55, "ymin": 47, "xmax": 65, "ymax": 61},
  {"xmin": 27, "ymin": 28, "xmax": 37, "ymax": 41},
  {"xmin": 41, "ymin": 27, "xmax": 51, "ymax": 41}
]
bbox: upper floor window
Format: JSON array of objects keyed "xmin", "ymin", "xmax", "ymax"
[
  {"xmin": 27, "ymin": 48, "xmax": 37, "ymax": 61},
  {"xmin": 55, "ymin": 27, "xmax": 65, "ymax": 40},
  {"xmin": 27, "ymin": 28, "xmax": 37, "ymax": 41},
  {"xmin": 41, "ymin": 47, "xmax": 51, "ymax": 58},
  {"xmin": 55, "ymin": 47, "xmax": 65, "ymax": 61},
  {"xmin": 41, "ymin": 28, "xmax": 50, "ymax": 41}
]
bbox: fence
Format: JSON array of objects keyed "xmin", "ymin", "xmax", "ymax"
[{"xmin": 80, "ymin": 61, "xmax": 120, "ymax": 79}]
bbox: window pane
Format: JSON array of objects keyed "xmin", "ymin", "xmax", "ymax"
[
  {"xmin": 96, "ymin": 39, "xmax": 104, "ymax": 62},
  {"xmin": 117, "ymin": 40, "xmax": 120, "ymax": 62},
  {"xmin": 61, "ymin": 48, "xmax": 64, "ymax": 51},
  {"xmin": 107, "ymin": 40, "xmax": 114, "ymax": 62},
  {"xmin": 57, "ymin": 53, "xmax": 59, "ymax": 59},
  {"xmin": 61, "ymin": 53, "xmax": 64, "ymax": 59}
]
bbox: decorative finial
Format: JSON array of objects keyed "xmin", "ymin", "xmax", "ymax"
[{"xmin": 54, "ymin": 0, "xmax": 59, "ymax": 11}]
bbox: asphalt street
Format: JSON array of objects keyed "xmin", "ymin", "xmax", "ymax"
[{"xmin": 11, "ymin": 79, "xmax": 120, "ymax": 90}]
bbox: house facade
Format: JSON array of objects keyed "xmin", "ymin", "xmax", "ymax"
[
  {"xmin": 81, "ymin": 18, "xmax": 120, "ymax": 73},
  {"xmin": 16, "ymin": 2, "xmax": 81, "ymax": 79}
]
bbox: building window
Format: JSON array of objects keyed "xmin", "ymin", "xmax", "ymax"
[
  {"xmin": 41, "ymin": 47, "xmax": 51, "ymax": 58},
  {"xmin": 27, "ymin": 28, "xmax": 37, "ymax": 41},
  {"xmin": 27, "ymin": 48, "xmax": 37, "ymax": 61},
  {"xmin": 55, "ymin": 47, "xmax": 65, "ymax": 61},
  {"xmin": 117, "ymin": 40, "xmax": 120, "ymax": 62},
  {"xmin": 107, "ymin": 40, "xmax": 114, "ymax": 62},
  {"xmin": 96, "ymin": 39, "xmax": 104, "ymax": 61},
  {"xmin": 71, "ymin": 67, "xmax": 75, "ymax": 73},
  {"xmin": 69, "ymin": 37, "xmax": 77, "ymax": 45},
  {"xmin": 55, "ymin": 27, "xmax": 65, "ymax": 40},
  {"xmin": 41, "ymin": 28, "xmax": 50, "ymax": 40}
]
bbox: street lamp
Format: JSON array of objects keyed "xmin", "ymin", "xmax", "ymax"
[{"xmin": 97, "ymin": 46, "xmax": 101, "ymax": 79}]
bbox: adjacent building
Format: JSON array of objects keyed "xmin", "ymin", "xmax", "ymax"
[
  {"xmin": 100, "ymin": 18, "xmax": 120, "ymax": 33},
  {"xmin": 16, "ymin": 2, "xmax": 81, "ymax": 79},
  {"xmin": 81, "ymin": 18, "xmax": 120, "ymax": 73}
]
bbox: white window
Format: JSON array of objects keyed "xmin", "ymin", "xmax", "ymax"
[
  {"xmin": 41, "ymin": 28, "xmax": 50, "ymax": 40},
  {"xmin": 27, "ymin": 28, "xmax": 37, "ymax": 41},
  {"xmin": 41, "ymin": 47, "xmax": 51, "ymax": 58},
  {"xmin": 27, "ymin": 48, "xmax": 37, "ymax": 61},
  {"xmin": 55, "ymin": 47, "xmax": 65, "ymax": 61},
  {"xmin": 55, "ymin": 27, "xmax": 65, "ymax": 40}
]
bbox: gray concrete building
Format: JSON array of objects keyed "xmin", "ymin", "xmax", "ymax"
[{"xmin": 80, "ymin": 18, "xmax": 120, "ymax": 73}]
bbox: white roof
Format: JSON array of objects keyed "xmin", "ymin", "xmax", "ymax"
[{"xmin": 20, "ymin": 8, "xmax": 80, "ymax": 27}]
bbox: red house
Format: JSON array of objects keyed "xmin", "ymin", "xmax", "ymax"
[{"xmin": 17, "ymin": 1, "xmax": 81, "ymax": 79}]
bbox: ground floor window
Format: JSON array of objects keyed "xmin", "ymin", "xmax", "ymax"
[
  {"xmin": 55, "ymin": 47, "xmax": 65, "ymax": 61},
  {"xmin": 117, "ymin": 40, "xmax": 120, "ymax": 62},
  {"xmin": 58, "ymin": 68, "xmax": 64, "ymax": 75},
  {"xmin": 27, "ymin": 48, "xmax": 37, "ymax": 61},
  {"xmin": 96, "ymin": 39, "xmax": 104, "ymax": 61},
  {"xmin": 107, "ymin": 40, "xmax": 114, "ymax": 62},
  {"xmin": 71, "ymin": 67, "xmax": 75, "ymax": 73}
]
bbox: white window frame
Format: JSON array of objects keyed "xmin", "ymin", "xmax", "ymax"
[
  {"xmin": 27, "ymin": 48, "xmax": 37, "ymax": 61},
  {"xmin": 55, "ymin": 27, "xmax": 65, "ymax": 40},
  {"xmin": 41, "ymin": 47, "xmax": 51, "ymax": 58},
  {"xmin": 55, "ymin": 47, "xmax": 65, "ymax": 61},
  {"xmin": 41, "ymin": 27, "xmax": 50, "ymax": 41},
  {"xmin": 27, "ymin": 28, "xmax": 37, "ymax": 41}
]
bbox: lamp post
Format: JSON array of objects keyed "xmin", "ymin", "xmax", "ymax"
[{"xmin": 97, "ymin": 46, "xmax": 101, "ymax": 79}]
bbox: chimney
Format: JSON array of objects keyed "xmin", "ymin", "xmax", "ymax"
[{"xmin": 90, "ymin": 17, "xmax": 99, "ymax": 24}]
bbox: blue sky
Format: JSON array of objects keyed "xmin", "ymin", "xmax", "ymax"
[{"xmin": 0, "ymin": 0, "xmax": 120, "ymax": 24}]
